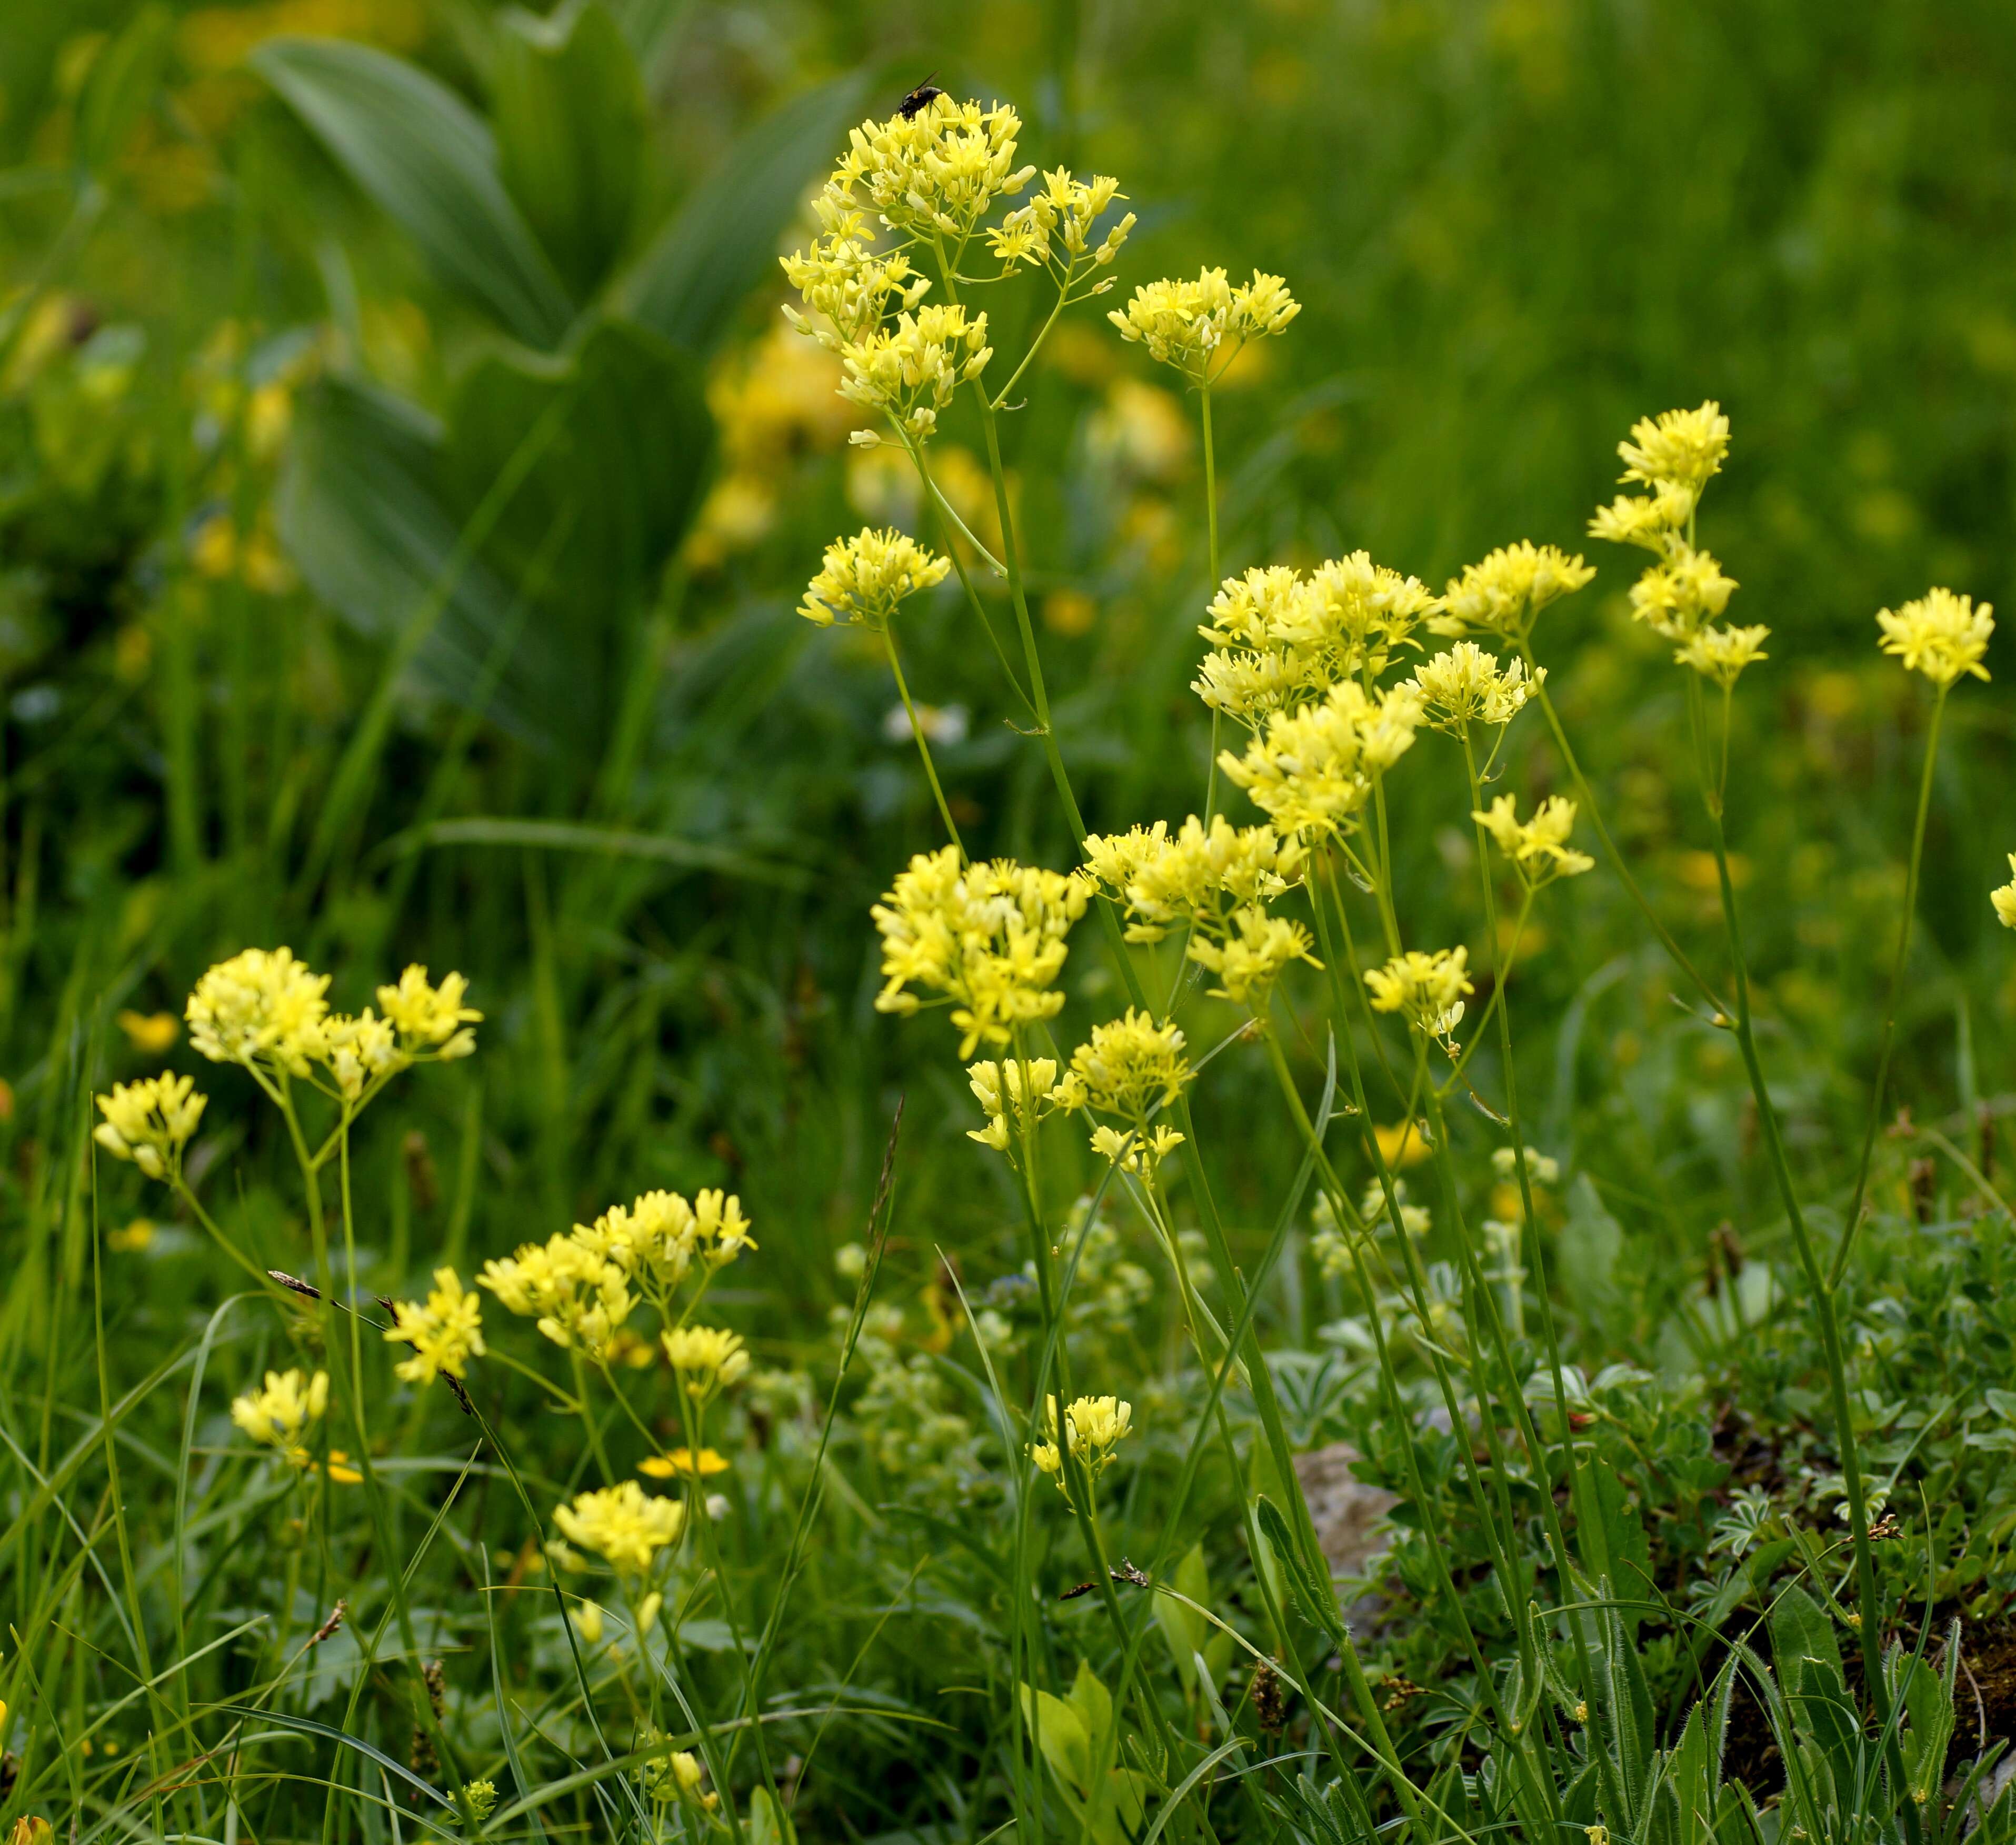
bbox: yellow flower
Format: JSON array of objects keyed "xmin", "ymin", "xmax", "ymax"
[
  {"xmin": 1218, "ymin": 679, "xmax": 1424, "ymax": 841},
  {"xmin": 1029, "ymin": 1394, "xmax": 1135, "ymax": 1496},
  {"xmin": 116, "ymin": 1010, "xmax": 179, "ymax": 1054},
  {"xmin": 1088, "ymin": 1122, "xmax": 1187, "ymax": 1175},
  {"xmin": 1404, "ymin": 642, "xmax": 1543, "ymax": 732},
  {"xmin": 1675, "ymin": 622, "xmax": 1771, "ymax": 688},
  {"xmin": 989, "ymin": 167, "xmax": 1134, "ymax": 275},
  {"xmin": 780, "ymin": 200, "xmax": 931, "ymax": 352},
  {"xmin": 385, "ymin": 1266, "xmax": 486, "ymax": 1385},
  {"xmin": 93, "ymin": 1072, "xmax": 207, "ymax": 1181},
  {"xmin": 641, "ymin": 1447, "xmax": 731, "ymax": 1480},
  {"xmin": 375, "ymin": 965, "xmax": 481, "ymax": 1058},
  {"xmin": 574, "ymin": 1599, "xmax": 605, "ymax": 1642},
  {"xmin": 554, "ymin": 1480, "xmax": 685, "ymax": 1575},
  {"xmin": 231, "ymin": 1368, "xmax": 328, "ymax": 1470},
  {"xmin": 1626, "ymin": 544, "xmax": 1738, "ymax": 642},
  {"xmin": 1874, "ymin": 587, "xmax": 1993, "ymax": 687},
  {"xmin": 324, "ymin": 1449, "xmax": 364, "ymax": 1486},
  {"xmin": 107, "ymin": 1218, "xmax": 155, "ymax": 1252},
  {"xmin": 320, "ymin": 1008, "xmax": 402, "ymax": 1101},
  {"xmin": 1472, "ymin": 794, "xmax": 1594, "ymax": 888},
  {"xmin": 1374, "ymin": 1122, "xmax": 1432, "ymax": 1170},
  {"xmin": 662, "ymin": 1325, "xmax": 750, "ymax": 1398},
  {"xmin": 460, "ymin": 1781, "xmax": 497, "ymax": 1826},
  {"xmin": 1184, "ymin": 903, "xmax": 1320, "ymax": 1005},
  {"xmin": 1068, "ymin": 1010, "xmax": 1192, "ymax": 1120},
  {"xmin": 1588, "ymin": 486, "xmax": 1694, "ymax": 552},
  {"xmin": 830, "ymin": 96, "xmax": 1034, "ymax": 242},
  {"xmin": 1617, "ymin": 401, "xmax": 1731, "ymax": 496},
  {"xmin": 800, "ymin": 527, "xmax": 950, "ymax": 630},
  {"xmin": 837, "ymin": 302, "xmax": 992, "ymax": 443},
  {"xmin": 1364, "ymin": 948, "xmax": 1473, "ymax": 1038},
  {"xmin": 1992, "ymin": 854, "xmax": 2016, "ymax": 931},
  {"xmin": 480, "ymin": 1235, "xmax": 634, "ymax": 1359},
  {"xmin": 1435, "ymin": 542, "xmax": 1595, "ymax": 643},
  {"xmin": 186, "ymin": 947, "xmax": 330, "ymax": 1076},
  {"xmin": 871, "ymin": 846, "xmax": 1091, "ymax": 1056},
  {"xmin": 965, "ymin": 1055, "xmax": 1083, "ymax": 1155},
  {"xmin": 1109, "ymin": 267, "xmax": 1299, "ymax": 384}
]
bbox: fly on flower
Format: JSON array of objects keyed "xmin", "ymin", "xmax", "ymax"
[{"xmin": 896, "ymin": 74, "xmax": 943, "ymax": 119}]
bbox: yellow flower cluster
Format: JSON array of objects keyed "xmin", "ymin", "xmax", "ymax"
[
  {"xmin": 554, "ymin": 1479, "xmax": 685, "ymax": 1575},
  {"xmin": 185, "ymin": 946, "xmax": 330, "ymax": 1075},
  {"xmin": 1675, "ymin": 622, "xmax": 1771, "ymax": 689},
  {"xmin": 1217, "ymin": 679, "xmax": 1424, "ymax": 842},
  {"xmin": 780, "ymin": 201, "xmax": 931, "ymax": 351},
  {"xmin": 1472, "ymin": 794, "xmax": 1594, "ymax": 889},
  {"xmin": 1107, "ymin": 268, "xmax": 1300, "ymax": 384},
  {"xmin": 837, "ymin": 302, "xmax": 993, "ymax": 443},
  {"xmin": 483, "ymin": 1184, "xmax": 755, "ymax": 1360},
  {"xmin": 183, "ymin": 950, "xmax": 478, "ymax": 1100},
  {"xmin": 1404, "ymin": 642, "xmax": 1543, "ymax": 734},
  {"xmin": 800, "ymin": 527, "xmax": 950, "ymax": 630},
  {"xmin": 1616, "ymin": 401, "xmax": 1731, "ymax": 500},
  {"xmin": 1994, "ymin": 855, "xmax": 2016, "ymax": 931},
  {"xmin": 231, "ymin": 1367, "xmax": 327, "ymax": 1470},
  {"xmin": 831, "ymin": 97, "xmax": 1034, "ymax": 242},
  {"xmin": 93, "ymin": 1072, "xmax": 206, "ymax": 1181},
  {"xmin": 1083, "ymin": 813, "xmax": 1304, "ymax": 941},
  {"xmin": 1875, "ymin": 587, "xmax": 1993, "ymax": 688},
  {"xmin": 989, "ymin": 168, "xmax": 1135, "ymax": 277},
  {"xmin": 385, "ymin": 1267, "xmax": 485, "ymax": 1385},
  {"xmin": 1080, "ymin": 814, "xmax": 1316, "ymax": 1005},
  {"xmin": 662, "ymin": 1325, "xmax": 750, "ymax": 1400},
  {"xmin": 1586, "ymin": 401, "xmax": 1768, "ymax": 682},
  {"xmin": 1193, "ymin": 555, "xmax": 1439, "ymax": 724},
  {"xmin": 965, "ymin": 1056, "xmax": 1083, "ymax": 1156},
  {"xmin": 872, "ymin": 846, "xmax": 1091, "ymax": 1056},
  {"xmin": 576, "ymin": 1188, "xmax": 758, "ymax": 1292},
  {"xmin": 1435, "ymin": 542, "xmax": 1596, "ymax": 645},
  {"xmin": 1365, "ymin": 947, "xmax": 1474, "ymax": 1040},
  {"xmin": 1029, "ymin": 1393, "xmax": 1134, "ymax": 1495},
  {"xmin": 1064, "ymin": 1010, "xmax": 1193, "ymax": 1172},
  {"xmin": 480, "ymin": 1235, "xmax": 635, "ymax": 1359}
]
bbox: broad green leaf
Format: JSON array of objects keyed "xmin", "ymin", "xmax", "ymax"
[
  {"xmin": 439, "ymin": 314, "xmax": 712, "ymax": 712},
  {"xmin": 1561, "ymin": 1174, "xmax": 1622, "ymax": 1319},
  {"xmin": 621, "ymin": 68, "xmax": 875, "ymax": 352},
  {"xmin": 747, "ymin": 1787, "xmax": 796, "ymax": 1845},
  {"xmin": 1019, "ymin": 1682, "xmax": 1091, "ymax": 1794},
  {"xmin": 275, "ymin": 375, "xmax": 583, "ymax": 754},
  {"xmin": 492, "ymin": 1, "xmax": 645, "ymax": 297},
  {"xmin": 254, "ymin": 37, "xmax": 574, "ymax": 348},
  {"xmin": 1155, "ymin": 1541, "xmax": 1209, "ymax": 1687},
  {"xmin": 77, "ymin": 4, "xmax": 173, "ymax": 175},
  {"xmin": 1067, "ymin": 1658, "xmax": 1113, "ymax": 1750}
]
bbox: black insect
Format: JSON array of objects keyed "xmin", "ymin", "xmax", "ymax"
[{"xmin": 897, "ymin": 74, "xmax": 944, "ymax": 119}]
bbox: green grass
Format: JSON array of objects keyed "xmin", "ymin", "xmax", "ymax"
[{"xmin": 0, "ymin": 2, "xmax": 2014, "ymax": 1840}]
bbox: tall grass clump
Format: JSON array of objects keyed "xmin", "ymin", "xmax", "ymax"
[{"xmin": 2, "ymin": 71, "xmax": 2015, "ymax": 1845}]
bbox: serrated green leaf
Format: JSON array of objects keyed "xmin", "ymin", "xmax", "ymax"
[{"xmin": 255, "ymin": 36, "xmax": 573, "ymax": 348}]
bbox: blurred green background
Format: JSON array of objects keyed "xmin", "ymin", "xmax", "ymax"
[{"xmin": 1, "ymin": 0, "xmax": 2012, "ymax": 1336}]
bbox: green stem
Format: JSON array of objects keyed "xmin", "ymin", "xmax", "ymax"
[
  {"xmin": 883, "ymin": 621, "xmax": 965, "ymax": 855},
  {"xmin": 1681, "ymin": 675, "xmax": 1895, "ymax": 1749},
  {"xmin": 1834, "ymin": 684, "xmax": 1947, "ymax": 1285},
  {"xmin": 1520, "ymin": 650, "xmax": 1723, "ymax": 1010}
]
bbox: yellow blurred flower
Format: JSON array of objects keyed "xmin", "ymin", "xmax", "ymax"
[
  {"xmin": 1043, "ymin": 588, "xmax": 1098, "ymax": 636},
  {"xmin": 107, "ymin": 1219, "xmax": 156, "ymax": 1253},
  {"xmin": 1374, "ymin": 1122, "xmax": 1433, "ymax": 1170},
  {"xmin": 116, "ymin": 1010, "xmax": 179, "ymax": 1055},
  {"xmin": 1087, "ymin": 378, "xmax": 1192, "ymax": 483},
  {"xmin": 640, "ymin": 1447, "xmax": 731, "ymax": 1480}
]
